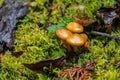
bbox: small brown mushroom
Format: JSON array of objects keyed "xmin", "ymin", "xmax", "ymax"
[
  {"xmin": 56, "ymin": 28, "xmax": 72, "ymax": 40},
  {"xmin": 66, "ymin": 34, "xmax": 85, "ymax": 52},
  {"xmin": 83, "ymin": 41, "xmax": 90, "ymax": 48},
  {"xmin": 66, "ymin": 22, "xmax": 84, "ymax": 33},
  {"xmin": 79, "ymin": 33, "xmax": 88, "ymax": 42},
  {"xmin": 79, "ymin": 33, "xmax": 90, "ymax": 49},
  {"xmin": 56, "ymin": 28, "xmax": 72, "ymax": 52}
]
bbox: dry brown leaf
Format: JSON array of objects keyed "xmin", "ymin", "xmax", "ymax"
[
  {"xmin": 73, "ymin": 17, "xmax": 96, "ymax": 26},
  {"xmin": 23, "ymin": 56, "xmax": 66, "ymax": 73},
  {"xmin": 52, "ymin": 4, "xmax": 58, "ymax": 10},
  {"xmin": 11, "ymin": 51, "xmax": 24, "ymax": 58}
]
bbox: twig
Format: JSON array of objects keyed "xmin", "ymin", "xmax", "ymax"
[{"xmin": 91, "ymin": 31, "xmax": 120, "ymax": 41}]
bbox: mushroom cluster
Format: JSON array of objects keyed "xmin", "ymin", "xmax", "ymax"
[{"xmin": 56, "ymin": 22, "xmax": 90, "ymax": 52}]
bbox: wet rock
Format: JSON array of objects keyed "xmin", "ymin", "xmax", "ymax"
[{"xmin": 0, "ymin": 0, "xmax": 29, "ymax": 53}]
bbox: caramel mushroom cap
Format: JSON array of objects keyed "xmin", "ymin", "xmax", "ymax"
[
  {"xmin": 66, "ymin": 22, "xmax": 83, "ymax": 33},
  {"xmin": 56, "ymin": 28, "xmax": 72, "ymax": 40},
  {"xmin": 79, "ymin": 33, "xmax": 88, "ymax": 42},
  {"xmin": 66, "ymin": 34, "xmax": 85, "ymax": 46}
]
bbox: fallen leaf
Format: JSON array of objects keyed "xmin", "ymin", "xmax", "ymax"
[
  {"xmin": 73, "ymin": 16, "xmax": 96, "ymax": 26},
  {"xmin": 96, "ymin": 24, "xmax": 102, "ymax": 31},
  {"xmin": 23, "ymin": 56, "xmax": 66, "ymax": 73},
  {"xmin": 11, "ymin": 51, "xmax": 24, "ymax": 58},
  {"xmin": 52, "ymin": 3, "xmax": 58, "ymax": 10},
  {"xmin": 96, "ymin": 7, "xmax": 120, "ymax": 33},
  {"xmin": 114, "ymin": 60, "xmax": 120, "ymax": 65}
]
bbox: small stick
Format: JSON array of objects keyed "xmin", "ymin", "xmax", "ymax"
[{"xmin": 91, "ymin": 31, "xmax": 120, "ymax": 41}]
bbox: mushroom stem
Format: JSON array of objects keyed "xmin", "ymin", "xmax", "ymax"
[
  {"xmin": 62, "ymin": 40, "xmax": 72, "ymax": 53},
  {"xmin": 72, "ymin": 46, "xmax": 78, "ymax": 52},
  {"xmin": 66, "ymin": 44, "xmax": 72, "ymax": 53}
]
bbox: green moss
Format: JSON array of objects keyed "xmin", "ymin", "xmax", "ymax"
[
  {"xmin": 78, "ymin": 39, "xmax": 120, "ymax": 80},
  {"xmin": 0, "ymin": 21, "xmax": 66, "ymax": 79},
  {"xmin": 1, "ymin": 0, "xmax": 120, "ymax": 80},
  {"xmin": 0, "ymin": 0, "xmax": 4, "ymax": 7}
]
